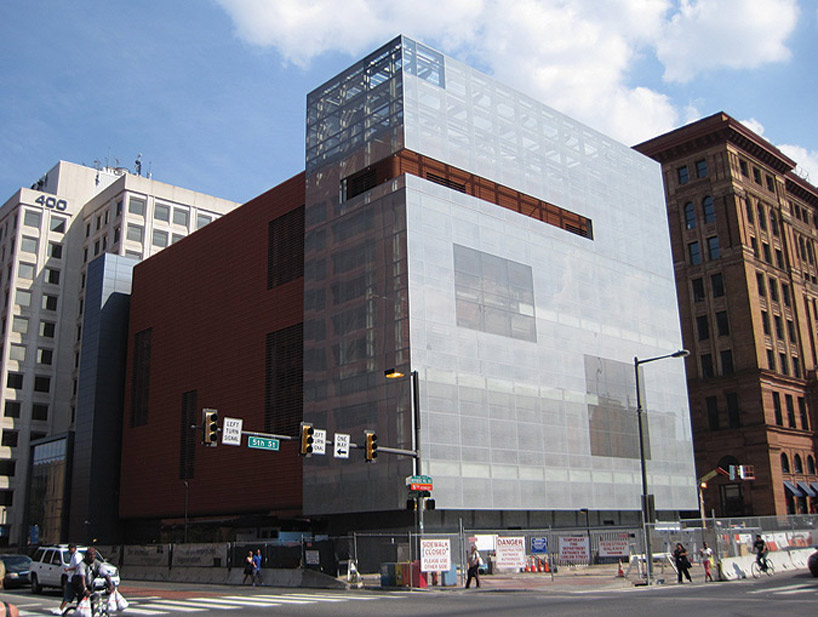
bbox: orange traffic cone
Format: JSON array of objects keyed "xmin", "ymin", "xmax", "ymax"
[
  {"xmin": 526, "ymin": 557, "xmax": 533, "ymax": 572},
  {"xmin": 544, "ymin": 558, "xmax": 550, "ymax": 573},
  {"xmin": 537, "ymin": 557, "xmax": 544, "ymax": 572},
  {"xmin": 617, "ymin": 560, "xmax": 624, "ymax": 577}
]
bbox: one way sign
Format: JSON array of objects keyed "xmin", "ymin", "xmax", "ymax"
[{"xmin": 334, "ymin": 433, "xmax": 350, "ymax": 459}]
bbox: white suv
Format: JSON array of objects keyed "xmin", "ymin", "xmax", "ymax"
[{"xmin": 29, "ymin": 545, "xmax": 120, "ymax": 594}]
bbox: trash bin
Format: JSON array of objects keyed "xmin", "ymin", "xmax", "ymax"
[
  {"xmin": 441, "ymin": 564, "xmax": 458, "ymax": 586},
  {"xmin": 380, "ymin": 562, "xmax": 398, "ymax": 587}
]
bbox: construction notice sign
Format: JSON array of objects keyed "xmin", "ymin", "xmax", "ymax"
[
  {"xmin": 420, "ymin": 538, "xmax": 451, "ymax": 572},
  {"xmin": 495, "ymin": 536, "xmax": 526, "ymax": 570},
  {"xmin": 599, "ymin": 536, "xmax": 630, "ymax": 557},
  {"xmin": 559, "ymin": 535, "xmax": 590, "ymax": 563}
]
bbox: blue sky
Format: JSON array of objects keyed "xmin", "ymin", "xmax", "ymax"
[{"xmin": 1, "ymin": 0, "xmax": 816, "ymax": 205}]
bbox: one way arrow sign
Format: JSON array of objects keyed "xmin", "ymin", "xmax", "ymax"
[{"xmin": 334, "ymin": 433, "xmax": 350, "ymax": 459}]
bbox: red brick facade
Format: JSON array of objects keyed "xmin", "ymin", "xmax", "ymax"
[
  {"xmin": 119, "ymin": 173, "xmax": 306, "ymax": 526},
  {"xmin": 637, "ymin": 114, "xmax": 818, "ymax": 516}
]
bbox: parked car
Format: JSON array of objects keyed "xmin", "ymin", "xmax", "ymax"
[
  {"xmin": 29, "ymin": 545, "xmax": 120, "ymax": 594},
  {"xmin": 808, "ymin": 549, "xmax": 818, "ymax": 577},
  {"xmin": 0, "ymin": 554, "xmax": 32, "ymax": 588}
]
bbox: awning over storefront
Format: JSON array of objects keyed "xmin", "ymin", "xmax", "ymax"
[
  {"xmin": 796, "ymin": 481, "xmax": 816, "ymax": 497},
  {"xmin": 783, "ymin": 480, "xmax": 803, "ymax": 497}
]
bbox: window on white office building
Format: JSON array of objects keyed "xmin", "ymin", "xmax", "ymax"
[
  {"xmin": 152, "ymin": 229, "xmax": 169, "ymax": 248},
  {"xmin": 9, "ymin": 344, "xmax": 26, "ymax": 362},
  {"xmin": 129, "ymin": 197, "xmax": 146, "ymax": 216},
  {"xmin": 196, "ymin": 213, "xmax": 212, "ymax": 229},
  {"xmin": 21, "ymin": 236, "xmax": 38, "ymax": 254},
  {"xmin": 46, "ymin": 269, "xmax": 60, "ymax": 285},
  {"xmin": 49, "ymin": 216, "xmax": 66, "ymax": 233},
  {"xmin": 37, "ymin": 348, "xmax": 53, "ymax": 365},
  {"xmin": 173, "ymin": 208, "xmax": 189, "ymax": 227},
  {"xmin": 127, "ymin": 224, "xmax": 144, "ymax": 243},
  {"xmin": 154, "ymin": 204, "xmax": 170, "ymax": 222},
  {"xmin": 15, "ymin": 289, "xmax": 31, "ymax": 307},
  {"xmin": 24, "ymin": 210, "xmax": 42, "ymax": 228},
  {"xmin": 17, "ymin": 262, "xmax": 35, "ymax": 279},
  {"xmin": 12, "ymin": 316, "xmax": 29, "ymax": 334}
]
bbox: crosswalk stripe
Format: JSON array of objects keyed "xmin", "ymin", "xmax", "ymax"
[
  {"xmin": 257, "ymin": 593, "xmax": 348, "ymax": 602},
  {"xmin": 154, "ymin": 599, "xmax": 242, "ymax": 609},
  {"xmin": 749, "ymin": 583, "xmax": 809, "ymax": 594},
  {"xmin": 136, "ymin": 601, "xmax": 207, "ymax": 612},
  {"xmin": 114, "ymin": 607, "xmax": 170, "ymax": 615},
  {"xmin": 775, "ymin": 588, "xmax": 817, "ymax": 596},
  {"xmin": 198, "ymin": 598, "xmax": 285, "ymax": 607},
  {"xmin": 223, "ymin": 595, "xmax": 313, "ymax": 604}
]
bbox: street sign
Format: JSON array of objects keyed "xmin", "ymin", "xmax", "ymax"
[
  {"xmin": 312, "ymin": 429, "xmax": 326, "ymax": 455},
  {"xmin": 334, "ymin": 433, "xmax": 350, "ymax": 458},
  {"xmin": 406, "ymin": 474, "xmax": 433, "ymax": 491},
  {"xmin": 221, "ymin": 417, "xmax": 243, "ymax": 446},
  {"xmin": 248, "ymin": 436, "xmax": 280, "ymax": 451}
]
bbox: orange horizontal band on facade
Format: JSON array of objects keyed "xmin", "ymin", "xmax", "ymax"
[{"xmin": 342, "ymin": 149, "xmax": 593, "ymax": 240}]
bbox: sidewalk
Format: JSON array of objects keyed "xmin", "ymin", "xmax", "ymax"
[{"xmin": 370, "ymin": 562, "xmax": 719, "ymax": 593}]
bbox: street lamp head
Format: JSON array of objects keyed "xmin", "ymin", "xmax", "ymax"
[
  {"xmin": 385, "ymin": 368, "xmax": 404, "ymax": 379},
  {"xmin": 671, "ymin": 349, "xmax": 690, "ymax": 358}
]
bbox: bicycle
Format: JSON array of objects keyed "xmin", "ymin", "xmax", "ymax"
[
  {"xmin": 63, "ymin": 587, "xmax": 114, "ymax": 617},
  {"xmin": 750, "ymin": 557, "xmax": 775, "ymax": 578}
]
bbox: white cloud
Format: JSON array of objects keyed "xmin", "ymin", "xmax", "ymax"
[
  {"xmin": 657, "ymin": 0, "xmax": 799, "ymax": 83},
  {"xmin": 740, "ymin": 118, "xmax": 766, "ymax": 137},
  {"xmin": 213, "ymin": 0, "xmax": 803, "ymax": 148},
  {"xmin": 779, "ymin": 144, "xmax": 818, "ymax": 186}
]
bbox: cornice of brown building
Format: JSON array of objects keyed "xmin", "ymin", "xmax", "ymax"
[
  {"xmin": 634, "ymin": 111, "xmax": 797, "ymax": 175},
  {"xmin": 786, "ymin": 171, "xmax": 818, "ymax": 208}
]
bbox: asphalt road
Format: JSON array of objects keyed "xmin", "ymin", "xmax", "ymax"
[{"xmin": 0, "ymin": 570, "xmax": 815, "ymax": 616}]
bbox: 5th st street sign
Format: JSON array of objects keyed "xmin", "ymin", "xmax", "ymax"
[{"xmin": 248, "ymin": 436, "xmax": 280, "ymax": 451}]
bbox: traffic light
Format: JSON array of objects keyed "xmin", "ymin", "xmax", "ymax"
[
  {"xmin": 364, "ymin": 430, "xmax": 378, "ymax": 462},
  {"xmin": 299, "ymin": 422, "xmax": 314, "ymax": 456},
  {"xmin": 202, "ymin": 409, "xmax": 219, "ymax": 446}
]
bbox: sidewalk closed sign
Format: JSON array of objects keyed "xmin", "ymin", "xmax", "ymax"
[
  {"xmin": 420, "ymin": 538, "xmax": 451, "ymax": 572},
  {"xmin": 495, "ymin": 536, "xmax": 526, "ymax": 570},
  {"xmin": 559, "ymin": 535, "xmax": 589, "ymax": 563}
]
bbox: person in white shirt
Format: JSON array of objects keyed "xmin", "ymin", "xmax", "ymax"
[{"xmin": 54, "ymin": 544, "xmax": 83, "ymax": 615}]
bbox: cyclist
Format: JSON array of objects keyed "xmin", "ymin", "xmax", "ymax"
[
  {"xmin": 752, "ymin": 534, "xmax": 768, "ymax": 572},
  {"xmin": 76, "ymin": 548, "xmax": 115, "ymax": 597}
]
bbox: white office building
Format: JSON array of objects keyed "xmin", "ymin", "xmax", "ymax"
[{"xmin": 0, "ymin": 161, "xmax": 237, "ymax": 545}]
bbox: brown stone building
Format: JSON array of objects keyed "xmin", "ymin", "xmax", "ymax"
[{"xmin": 636, "ymin": 112, "xmax": 818, "ymax": 517}]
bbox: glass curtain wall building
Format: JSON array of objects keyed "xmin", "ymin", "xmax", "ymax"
[{"xmin": 302, "ymin": 36, "xmax": 696, "ymax": 527}]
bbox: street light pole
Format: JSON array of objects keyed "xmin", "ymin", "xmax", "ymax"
[
  {"xmin": 411, "ymin": 369, "xmax": 423, "ymax": 535},
  {"xmin": 634, "ymin": 349, "xmax": 688, "ymax": 586},
  {"xmin": 385, "ymin": 367, "xmax": 424, "ymax": 582}
]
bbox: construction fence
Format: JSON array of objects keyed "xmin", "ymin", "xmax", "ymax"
[{"xmin": 87, "ymin": 514, "xmax": 817, "ymax": 587}]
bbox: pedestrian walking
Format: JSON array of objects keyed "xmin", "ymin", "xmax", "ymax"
[
  {"xmin": 673, "ymin": 542, "xmax": 692, "ymax": 583},
  {"xmin": 252, "ymin": 548, "xmax": 264, "ymax": 586},
  {"xmin": 242, "ymin": 550, "xmax": 254, "ymax": 585},
  {"xmin": 465, "ymin": 545, "xmax": 482, "ymax": 588},
  {"xmin": 699, "ymin": 542, "xmax": 714, "ymax": 582}
]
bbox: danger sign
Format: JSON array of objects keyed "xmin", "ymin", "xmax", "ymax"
[{"xmin": 495, "ymin": 536, "xmax": 526, "ymax": 570}]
